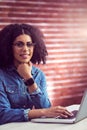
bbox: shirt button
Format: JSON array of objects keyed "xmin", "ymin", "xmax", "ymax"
[{"xmin": 23, "ymin": 105, "xmax": 26, "ymax": 108}]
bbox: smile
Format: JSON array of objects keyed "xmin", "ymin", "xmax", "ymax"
[{"xmin": 20, "ymin": 54, "xmax": 30, "ymax": 59}]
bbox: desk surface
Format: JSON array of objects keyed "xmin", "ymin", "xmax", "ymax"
[
  {"xmin": 0, "ymin": 105, "xmax": 87, "ymax": 130},
  {"xmin": 0, "ymin": 118, "xmax": 87, "ymax": 130}
]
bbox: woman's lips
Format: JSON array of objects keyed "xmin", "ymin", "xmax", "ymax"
[{"xmin": 20, "ymin": 54, "xmax": 30, "ymax": 59}]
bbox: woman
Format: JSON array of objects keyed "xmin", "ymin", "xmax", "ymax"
[{"xmin": 0, "ymin": 24, "xmax": 72, "ymax": 125}]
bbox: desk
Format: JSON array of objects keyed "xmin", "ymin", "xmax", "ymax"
[
  {"xmin": 0, "ymin": 105, "xmax": 87, "ymax": 130},
  {"xmin": 0, "ymin": 118, "xmax": 87, "ymax": 130}
]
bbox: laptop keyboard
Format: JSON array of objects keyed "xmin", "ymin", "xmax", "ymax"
[
  {"xmin": 68, "ymin": 110, "xmax": 78, "ymax": 119},
  {"xmin": 56, "ymin": 110, "xmax": 78, "ymax": 119}
]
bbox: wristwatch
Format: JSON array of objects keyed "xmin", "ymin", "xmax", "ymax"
[{"xmin": 24, "ymin": 78, "xmax": 34, "ymax": 86}]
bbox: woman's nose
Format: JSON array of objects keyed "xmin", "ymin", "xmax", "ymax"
[{"xmin": 22, "ymin": 45, "xmax": 30, "ymax": 51}]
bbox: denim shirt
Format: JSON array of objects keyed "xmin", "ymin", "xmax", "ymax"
[{"xmin": 0, "ymin": 65, "xmax": 51, "ymax": 125}]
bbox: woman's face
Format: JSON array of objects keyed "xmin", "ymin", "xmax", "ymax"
[{"xmin": 13, "ymin": 34, "xmax": 34, "ymax": 67}]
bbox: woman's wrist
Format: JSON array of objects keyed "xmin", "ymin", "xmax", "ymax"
[
  {"xmin": 23, "ymin": 78, "xmax": 38, "ymax": 93},
  {"xmin": 24, "ymin": 78, "xmax": 34, "ymax": 86},
  {"xmin": 28, "ymin": 109, "xmax": 47, "ymax": 119},
  {"xmin": 23, "ymin": 74, "xmax": 32, "ymax": 81}
]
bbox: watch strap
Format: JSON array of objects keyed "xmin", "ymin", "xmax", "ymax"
[{"xmin": 24, "ymin": 78, "xmax": 34, "ymax": 86}]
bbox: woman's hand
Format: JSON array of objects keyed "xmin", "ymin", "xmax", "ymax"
[
  {"xmin": 17, "ymin": 62, "xmax": 38, "ymax": 93},
  {"xmin": 43, "ymin": 106, "xmax": 73, "ymax": 118},
  {"xmin": 17, "ymin": 62, "xmax": 32, "ymax": 80},
  {"xmin": 28, "ymin": 106, "xmax": 73, "ymax": 119}
]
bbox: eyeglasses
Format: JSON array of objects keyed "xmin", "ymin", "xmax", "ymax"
[{"xmin": 13, "ymin": 41, "xmax": 36, "ymax": 48}]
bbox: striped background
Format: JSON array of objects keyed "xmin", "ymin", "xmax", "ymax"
[{"xmin": 0, "ymin": 0, "xmax": 87, "ymax": 106}]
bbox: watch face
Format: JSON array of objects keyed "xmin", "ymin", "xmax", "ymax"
[{"xmin": 24, "ymin": 78, "xmax": 34, "ymax": 86}]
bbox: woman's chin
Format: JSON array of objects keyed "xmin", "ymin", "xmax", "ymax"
[
  {"xmin": 21, "ymin": 61, "xmax": 29, "ymax": 64},
  {"xmin": 18, "ymin": 60, "xmax": 30, "ymax": 64}
]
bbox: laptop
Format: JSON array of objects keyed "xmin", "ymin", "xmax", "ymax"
[{"xmin": 31, "ymin": 89, "xmax": 87, "ymax": 124}]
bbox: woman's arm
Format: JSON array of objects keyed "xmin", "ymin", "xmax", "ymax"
[
  {"xmin": 0, "ymin": 80, "xmax": 29, "ymax": 125},
  {"xmin": 28, "ymin": 106, "xmax": 73, "ymax": 119},
  {"xmin": 17, "ymin": 63, "xmax": 51, "ymax": 108}
]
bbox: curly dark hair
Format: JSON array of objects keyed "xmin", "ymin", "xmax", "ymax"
[{"xmin": 0, "ymin": 24, "xmax": 48, "ymax": 69}]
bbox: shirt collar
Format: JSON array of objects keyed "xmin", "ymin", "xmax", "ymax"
[{"xmin": 6, "ymin": 65, "xmax": 37, "ymax": 76}]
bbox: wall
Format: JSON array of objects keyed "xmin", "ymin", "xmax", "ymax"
[{"xmin": 0, "ymin": 0, "xmax": 87, "ymax": 106}]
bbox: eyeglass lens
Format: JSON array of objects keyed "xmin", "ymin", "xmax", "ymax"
[{"xmin": 13, "ymin": 41, "xmax": 36, "ymax": 48}]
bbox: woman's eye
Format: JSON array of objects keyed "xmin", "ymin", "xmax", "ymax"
[
  {"xmin": 27, "ymin": 43, "xmax": 32, "ymax": 47},
  {"xmin": 27, "ymin": 43, "xmax": 36, "ymax": 47},
  {"xmin": 14, "ymin": 42, "xmax": 24, "ymax": 47}
]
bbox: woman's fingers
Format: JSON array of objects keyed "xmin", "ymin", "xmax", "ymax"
[
  {"xmin": 56, "ymin": 106, "xmax": 73, "ymax": 117},
  {"xmin": 45, "ymin": 106, "xmax": 73, "ymax": 118}
]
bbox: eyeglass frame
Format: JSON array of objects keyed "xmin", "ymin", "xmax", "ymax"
[{"xmin": 13, "ymin": 41, "xmax": 36, "ymax": 48}]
